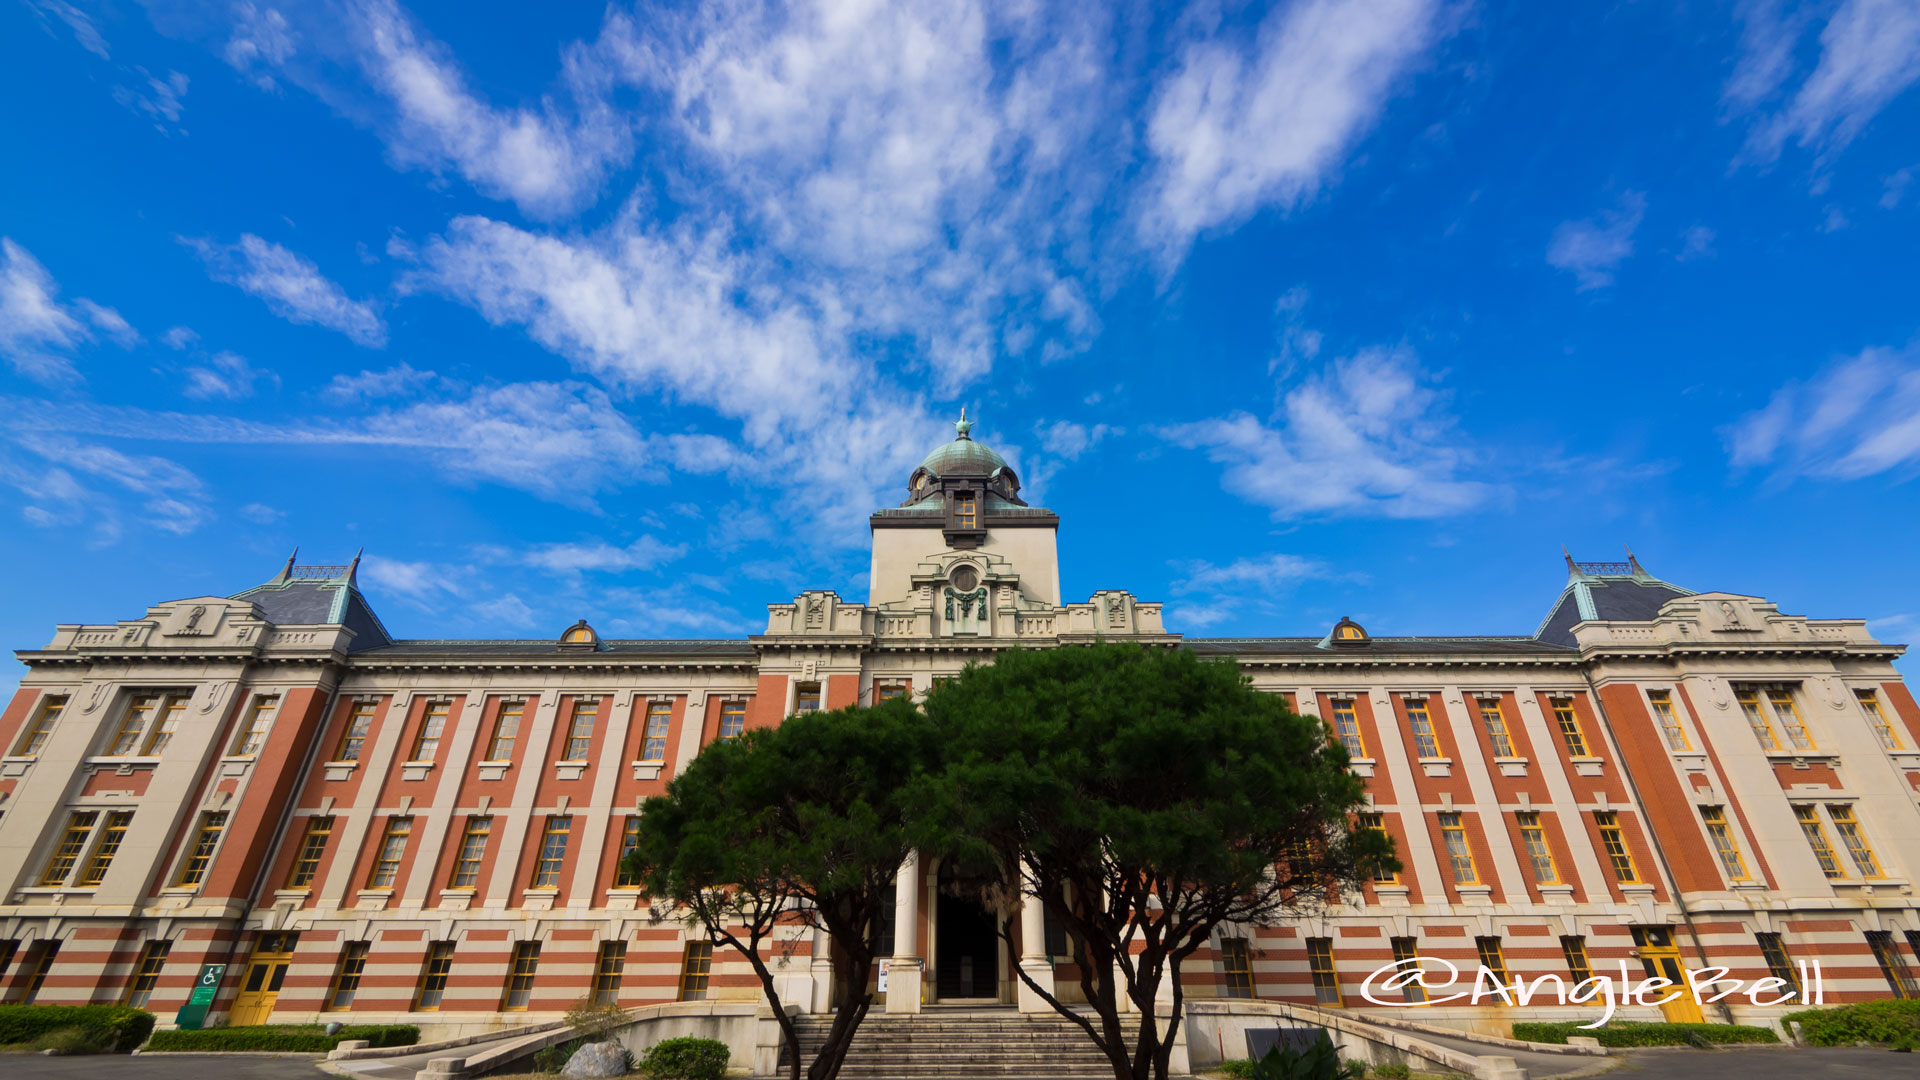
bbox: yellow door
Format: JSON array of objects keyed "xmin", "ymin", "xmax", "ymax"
[
  {"xmin": 229, "ymin": 933, "xmax": 298, "ymax": 1026},
  {"xmin": 1638, "ymin": 944, "xmax": 1703, "ymax": 1024}
]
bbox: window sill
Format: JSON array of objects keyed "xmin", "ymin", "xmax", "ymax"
[
  {"xmin": 1671, "ymin": 751, "xmax": 1709, "ymax": 772},
  {"xmin": 1491, "ymin": 756, "xmax": 1528, "ymax": 777},
  {"xmin": 554, "ymin": 761, "xmax": 588, "ymax": 781},
  {"xmin": 1568, "ymin": 756, "xmax": 1605, "ymax": 777},
  {"xmin": 355, "ymin": 889, "xmax": 393, "ymax": 911},
  {"xmin": 1370, "ymin": 884, "xmax": 1410, "ymax": 907},
  {"xmin": 401, "ymin": 760, "xmax": 437, "ymax": 781},
  {"xmin": 85, "ymin": 756, "xmax": 160, "ymax": 776},
  {"xmin": 1454, "ymin": 884, "xmax": 1493, "ymax": 904},
  {"xmin": 0, "ymin": 756, "xmax": 34, "ymax": 778},
  {"xmin": 1537, "ymin": 883, "xmax": 1576, "ymax": 905},
  {"xmin": 273, "ymin": 889, "xmax": 310, "ymax": 903},
  {"xmin": 631, "ymin": 760, "xmax": 666, "ymax": 781},
  {"xmin": 522, "ymin": 888, "xmax": 560, "ymax": 912},
  {"xmin": 218, "ymin": 754, "xmax": 257, "ymax": 777},
  {"xmin": 605, "ymin": 889, "xmax": 644, "ymax": 911},
  {"xmin": 1765, "ymin": 750, "xmax": 1839, "ymax": 769},
  {"xmin": 1888, "ymin": 749, "xmax": 1920, "ymax": 769},
  {"xmin": 323, "ymin": 760, "xmax": 359, "ymax": 781},
  {"xmin": 1418, "ymin": 757, "xmax": 1452, "ymax": 778},
  {"xmin": 1346, "ymin": 757, "xmax": 1375, "ymax": 778},
  {"xmin": 476, "ymin": 761, "xmax": 512, "ymax": 781}
]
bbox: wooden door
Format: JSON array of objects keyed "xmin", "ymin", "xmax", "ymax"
[{"xmin": 228, "ymin": 933, "xmax": 298, "ymax": 1026}]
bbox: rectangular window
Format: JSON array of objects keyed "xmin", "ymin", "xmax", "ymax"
[
  {"xmin": 1561, "ymin": 936, "xmax": 1592, "ymax": 984},
  {"xmin": 1794, "ymin": 805, "xmax": 1842, "ymax": 878},
  {"xmin": 485, "ymin": 700, "xmax": 523, "ymax": 761},
  {"xmin": 1736, "ymin": 690, "xmax": 1779, "ymax": 750},
  {"xmin": 640, "ymin": 701, "xmax": 673, "ymax": 761},
  {"xmin": 1306, "ymin": 937, "xmax": 1342, "ymax": 1006},
  {"xmin": 287, "ymin": 817, "xmax": 333, "ymax": 889},
  {"xmin": 1856, "ymin": 689, "xmax": 1902, "ymax": 749},
  {"xmin": 563, "ymin": 699, "xmax": 598, "ymax": 761},
  {"xmin": 124, "ymin": 941, "xmax": 170, "ymax": 1008},
  {"xmin": 1324, "ymin": 700, "xmax": 1364, "ymax": 757},
  {"xmin": 23, "ymin": 942, "xmax": 59, "ymax": 1003},
  {"xmin": 1768, "ymin": 690, "xmax": 1815, "ymax": 750},
  {"xmin": 874, "ymin": 679, "xmax": 911, "ymax": 704},
  {"xmin": 449, "ymin": 816, "xmax": 491, "ymax": 889},
  {"xmin": 367, "ymin": 817, "xmax": 412, "ymax": 889},
  {"xmin": 613, "ymin": 817, "xmax": 642, "ymax": 888},
  {"xmin": 411, "ymin": 700, "xmax": 451, "ymax": 762},
  {"xmin": 336, "ymin": 702, "xmax": 377, "ymax": 761},
  {"xmin": 77, "ymin": 810, "xmax": 132, "ymax": 887},
  {"xmin": 718, "ymin": 701, "xmax": 746, "ymax": 741},
  {"xmin": 794, "ymin": 683, "xmax": 822, "ymax": 714},
  {"xmin": 1219, "ymin": 938, "xmax": 1253, "ymax": 999},
  {"xmin": 11, "ymin": 695, "xmax": 66, "ymax": 756},
  {"xmin": 1866, "ymin": 931, "xmax": 1917, "ymax": 999},
  {"xmin": 142, "ymin": 695, "xmax": 188, "ymax": 755},
  {"xmin": 1358, "ymin": 813, "xmax": 1396, "ymax": 883},
  {"xmin": 1593, "ymin": 811, "xmax": 1640, "ymax": 883},
  {"xmin": 532, "ymin": 816, "xmax": 572, "ymax": 888},
  {"xmin": 679, "ymin": 941, "xmax": 713, "ymax": 1001},
  {"xmin": 1391, "ymin": 937, "xmax": 1426, "ymax": 1002},
  {"xmin": 1827, "ymin": 805, "xmax": 1882, "ymax": 877},
  {"xmin": 414, "ymin": 941, "xmax": 454, "ymax": 1011},
  {"xmin": 953, "ymin": 492, "xmax": 976, "ymax": 530},
  {"xmin": 1515, "ymin": 811, "xmax": 1560, "ymax": 884},
  {"xmin": 231, "ymin": 695, "xmax": 278, "ymax": 756},
  {"xmin": 175, "ymin": 811, "xmax": 227, "ymax": 887},
  {"xmin": 1477, "ymin": 699, "xmax": 1516, "ymax": 757},
  {"xmin": 1755, "ymin": 933, "xmax": 1800, "ymax": 1000},
  {"xmin": 1437, "ymin": 812, "xmax": 1478, "ymax": 884},
  {"xmin": 1701, "ymin": 806, "xmax": 1750, "ymax": 881},
  {"xmin": 503, "ymin": 943, "xmax": 541, "ymax": 1010},
  {"xmin": 40, "ymin": 810, "xmax": 99, "ymax": 886},
  {"xmin": 325, "ymin": 941, "xmax": 369, "ymax": 1010},
  {"xmin": 1476, "ymin": 937, "xmax": 1510, "ymax": 998},
  {"xmin": 1550, "ymin": 698, "xmax": 1589, "ymax": 756},
  {"xmin": 1646, "ymin": 690, "xmax": 1691, "ymax": 750},
  {"xmin": 593, "ymin": 942, "xmax": 627, "ymax": 1006},
  {"xmin": 1405, "ymin": 699, "xmax": 1441, "ymax": 758}
]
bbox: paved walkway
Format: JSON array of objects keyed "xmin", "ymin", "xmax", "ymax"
[
  {"xmin": 1602, "ymin": 1046, "xmax": 1907, "ymax": 1079},
  {"xmin": 1402, "ymin": 1028, "xmax": 1612, "ymax": 1077}
]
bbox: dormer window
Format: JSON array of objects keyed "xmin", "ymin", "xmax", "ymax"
[
  {"xmin": 953, "ymin": 492, "xmax": 976, "ymax": 530},
  {"xmin": 1330, "ymin": 616, "xmax": 1369, "ymax": 646},
  {"xmin": 558, "ymin": 620, "xmax": 600, "ymax": 650}
]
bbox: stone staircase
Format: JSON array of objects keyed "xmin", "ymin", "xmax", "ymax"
[{"xmin": 780, "ymin": 1006, "xmax": 1117, "ymax": 1079}]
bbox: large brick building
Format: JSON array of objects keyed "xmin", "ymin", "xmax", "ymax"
[{"xmin": 2, "ymin": 421, "xmax": 1918, "ymax": 1036}]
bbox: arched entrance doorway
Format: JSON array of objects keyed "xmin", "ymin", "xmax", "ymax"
[{"xmin": 934, "ymin": 860, "xmax": 1000, "ymax": 1001}]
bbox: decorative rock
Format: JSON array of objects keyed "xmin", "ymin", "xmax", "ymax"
[{"xmin": 562, "ymin": 1040, "xmax": 629, "ymax": 1079}]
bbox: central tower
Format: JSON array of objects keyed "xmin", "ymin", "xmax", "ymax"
[{"xmin": 868, "ymin": 413, "xmax": 1061, "ymax": 616}]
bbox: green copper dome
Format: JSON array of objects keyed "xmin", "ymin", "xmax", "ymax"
[{"xmin": 918, "ymin": 435, "xmax": 1007, "ymax": 477}]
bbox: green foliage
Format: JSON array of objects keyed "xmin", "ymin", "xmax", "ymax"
[
  {"xmin": 143, "ymin": 1024, "xmax": 419, "ymax": 1052},
  {"xmin": 532, "ymin": 1042, "xmax": 574, "ymax": 1072},
  {"xmin": 1371, "ymin": 1065, "xmax": 1410, "ymax": 1079},
  {"xmin": 1783, "ymin": 998, "xmax": 1920, "ymax": 1050},
  {"xmin": 1245, "ymin": 1035, "xmax": 1366, "ymax": 1080},
  {"xmin": 565, "ymin": 997, "xmax": 628, "ymax": 1039},
  {"xmin": 640, "ymin": 1035, "xmax": 731, "ymax": 1080},
  {"xmin": 33, "ymin": 1026, "xmax": 107, "ymax": 1054},
  {"xmin": 0, "ymin": 1005, "xmax": 155, "ymax": 1053},
  {"xmin": 1509, "ymin": 1021, "xmax": 1777, "ymax": 1047}
]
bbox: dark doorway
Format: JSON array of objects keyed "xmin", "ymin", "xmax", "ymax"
[{"xmin": 936, "ymin": 893, "xmax": 999, "ymax": 999}]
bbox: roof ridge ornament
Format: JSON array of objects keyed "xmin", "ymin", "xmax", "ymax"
[{"xmin": 954, "ymin": 406, "xmax": 973, "ymax": 440}]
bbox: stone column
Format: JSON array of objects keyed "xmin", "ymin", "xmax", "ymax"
[
  {"xmin": 807, "ymin": 924, "xmax": 834, "ymax": 1014},
  {"xmin": 886, "ymin": 852, "xmax": 923, "ymax": 1013},
  {"xmin": 1016, "ymin": 869, "xmax": 1056, "ymax": 1012}
]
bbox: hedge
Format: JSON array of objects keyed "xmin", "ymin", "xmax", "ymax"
[
  {"xmin": 1510, "ymin": 1021, "xmax": 1778, "ymax": 1047},
  {"xmin": 640, "ymin": 1036, "xmax": 731, "ymax": 1080},
  {"xmin": 1783, "ymin": 999, "xmax": 1920, "ymax": 1050},
  {"xmin": 0, "ymin": 1005, "xmax": 155, "ymax": 1053},
  {"xmin": 143, "ymin": 1024, "xmax": 419, "ymax": 1052}
]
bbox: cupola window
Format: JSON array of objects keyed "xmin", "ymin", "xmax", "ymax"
[{"xmin": 953, "ymin": 492, "xmax": 976, "ymax": 530}]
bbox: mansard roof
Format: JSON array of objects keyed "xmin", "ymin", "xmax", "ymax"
[
  {"xmin": 1191, "ymin": 636, "xmax": 1576, "ymax": 659},
  {"xmin": 1533, "ymin": 552, "xmax": 1694, "ymax": 648},
  {"xmin": 229, "ymin": 550, "xmax": 393, "ymax": 652}
]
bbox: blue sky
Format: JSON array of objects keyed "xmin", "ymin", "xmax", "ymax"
[{"xmin": 4, "ymin": 0, "xmax": 1920, "ymax": 692}]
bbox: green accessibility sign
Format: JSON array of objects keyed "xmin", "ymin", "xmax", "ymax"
[{"xmin": 173, "ymin": 964, "xmax": 227, "ymax": 1031}]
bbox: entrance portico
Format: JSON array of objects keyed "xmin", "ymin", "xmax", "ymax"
[{"xmin": 884, "ymin": 851, "xmax": 1056, "ymax": 1013}]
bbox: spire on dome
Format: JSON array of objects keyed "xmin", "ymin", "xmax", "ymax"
[{"xmin": 954, "ymin": 406, "xmax": 974, "ymax": 440}]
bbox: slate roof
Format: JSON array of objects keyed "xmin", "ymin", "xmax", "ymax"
[
  {"xmin": 1533, "ymin": 567, "xmax": 1694, "ymax": 648},
  {"xmin": 230, "ymin": 564, "xmax": 394, "ymax": 652},
  {"xmin": 353, "ymin": 639, "xmax": 757, "ymax": 660},
  {"xmin": 1189, "ymin": 637, "xmax": 1577, "ymax": 658}
]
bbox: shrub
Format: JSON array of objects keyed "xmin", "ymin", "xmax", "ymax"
[
  {"xmin": 0, "ymin": 1005, "xmax": 155, "ymax": 1053},
  {"xmin": 565, "ymin": 997, "xmax": 628, "ymax": 1040},
  {"xmin": 143, "ymin": 1024, "xmax": 419, "ymax": 1052},
  {"xmin": 34, "ymin": 1026, "xmax": 108, "ymax": 1055},
  {"xmin": 1783, "ymin": 999, "xmax": 1920, "ymax": 1050},
  {"xmin": 640, "ymin": 1036, "xmax": 731, "ymax": 1080},
  {"xmin": 532, "ymin": 1043, "xmax": 574, "ymax": 1072},
  {"xmin": 1510, "ymin": 1021, "xmax": 1777, "ymax": 1047},
  {"xmin": 1372, "ymin": 1066, "xmax": 1410, "ymax": 1079}
]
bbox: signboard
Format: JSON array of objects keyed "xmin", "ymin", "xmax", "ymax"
[
  {"xmin": 877, "ymin": 959, "xmax": 890, "ymax": 994},
  {"xmin": 173, "ymin": 964, "xmax": 227, "ymax": 1031}
]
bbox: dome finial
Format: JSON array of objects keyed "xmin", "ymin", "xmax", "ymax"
[{"xmin": 954, "ymin": 406, "xmax": 974, "ymax": 440}]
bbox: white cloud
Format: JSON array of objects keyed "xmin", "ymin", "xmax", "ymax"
[
  {"xmin": 1036, "ymin": 420, "xmax": 1114, "ymax": 461},
  {"xmin": 161, "ymin": 325, "xmax": 200, "ymax": 349},
  {"xmin": 238, "ymin": 502, "xmax": 284, "ymax": 524},
  {"xmin": 26, "ymin": 1, "xmax": 109, "ymax": 59},
  {"xmin": 1163, "ymin": 346, "xmax": 1492, "ymax": 519},
  {"xmin": 1731, "ymin": 0, "xmax": 1920, "ymax": 165},
  {"xmin": 1885, "ymin": 166, "xmax": 1915, "ymax": 207},
  {"xmin": 114, "ymin": 69, "xmax": 190, "ymax": 130},
  {"xmin": 516, "ymin": 536, "xmax": 688, "ymax": 575},
  {"xmin": 1677, "ymin": 225, "xmax": 1717, "ymax": 261},
  {"xmin": 359, "ymin": 554, "xmax": 454, "ymax": 601},
  {"xmin": 1175, "ymin": 553, "xmax": 1330, "ymax": 593},
  {"xmin": 473, "ymin": 592, "xmax": 537, "ymax": 629},
  {"xmin": 183, "ymin": 233, "xmax": 387, "ymax": 346},
  {"xmin": 1140, "ymin": 0, "xmax": 1439, "ymax": 252},
  {"xmin": 224, "ymin": 2, "xmax": 296, "ymax": 90},
  {"xmin": 320, "ymin": 362, "xmax": 437, "ymax": 403},
  {"xmin": 1546, "ymin": 191, "xmax": 1646, "ymax": 291},
  {"xmin": 0, "ymin": 432, "xmax": 211, "ymax": 541},
  {"xmin": 184, "ymin": 351, "xmax": 275, "ymax": 400},
  {"xmin": 0, "ymin": 238, "xmax": 136, "ymax": 383},
  {"xmin": 1726, "ymin": 341, "xmax": 1920, "ymax": 480}
]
